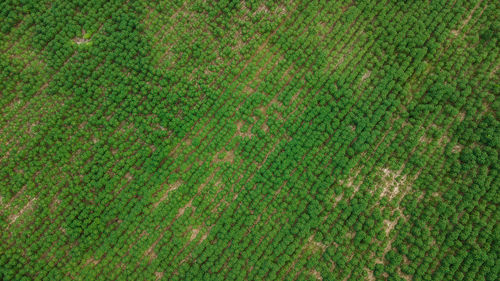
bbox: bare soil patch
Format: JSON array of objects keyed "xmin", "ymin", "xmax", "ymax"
[
  {"xmin": 383, "ymin": 218, "xmax": 399, "ymax": 236},
  {"xmin": 255, "ymin": 4, "xmax": 270, "ymax": 15},
  {"xmin": 452, "ymin": 144, "xmax": 463, "ymax": 153},
  {"xmin": 155, "ymin": 271, "xmax": 164, "ymax": 280},
  {"xmin": 365, "ymin": 267, "xmax": 375, "ymax": 281},
  {"xmin": 84, "ymin": 257, "xmax": 100, "ymax": 267},
  {"xmin": 310, "ymin": 269, "xmax": 323, "ymax": 280},
  {"xmin": 190, "ymin": 228, "xmax": 199, "ymax": 241},
  {"xmin": 73, "ymin": 29, "xmax": 91, "ymax": 45},
  {"xmin": 73, "ymin": 37, "xmax": 90, "ymax": 45},
  {"xmin": 144, "ymin": 247, "xmax": 157, "ymax": 262},
  {"xmin": 235, "ymin": 120, "xmax": 254, "ymax": 138},
  {"xmin": 379, "ymin": 168, "xmax": 408, "ymax": 200}
]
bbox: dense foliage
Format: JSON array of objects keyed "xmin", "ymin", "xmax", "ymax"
[{"xmin": 0, "ymin": 0, "xmax": 499, "ymax": 280}]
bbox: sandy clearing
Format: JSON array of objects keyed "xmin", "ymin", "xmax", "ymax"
[
  {"xmin": 155, "ymin": 271, "xmax": 164, "ymax": 280},
  {"xmin": 379, "ymin": 168, "xmax": 408, "ymax": 200},
  {"xmin": 310, "ymin": 269, "xmax": 323, "ymax": 280},
  {"xmin": 383, "ymin": 218, "xmax": 399, "ymax": 237},
  {"xmin": 255, "ymin": 4, "xmax": 270, "ymax": 15},
  {"xmin": 452, "ymin": 144, "xmax": 463, "ymax": 153}
]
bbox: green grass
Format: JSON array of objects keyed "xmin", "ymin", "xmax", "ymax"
[{"xmin": 0, "ymin": 0, "xmax": 499, "ymax": 280}]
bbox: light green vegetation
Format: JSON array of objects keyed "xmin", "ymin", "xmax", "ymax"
[{"xmin": 0, "ymin": 0, "xmax": 499, "ymax": 280}]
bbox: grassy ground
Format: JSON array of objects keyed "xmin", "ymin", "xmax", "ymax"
[{"xmin": 0, "ymin": 0, "xmax": 498, "ymax": 280}]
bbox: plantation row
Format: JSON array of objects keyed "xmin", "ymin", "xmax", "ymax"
[{"xmin": 0, "ymin": 0, "xmax": 498, "ymax": 280}]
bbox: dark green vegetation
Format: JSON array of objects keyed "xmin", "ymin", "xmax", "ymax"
[{"xmin": 1, "ymin": 0, "xmax": 499, "ymax": 280}]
